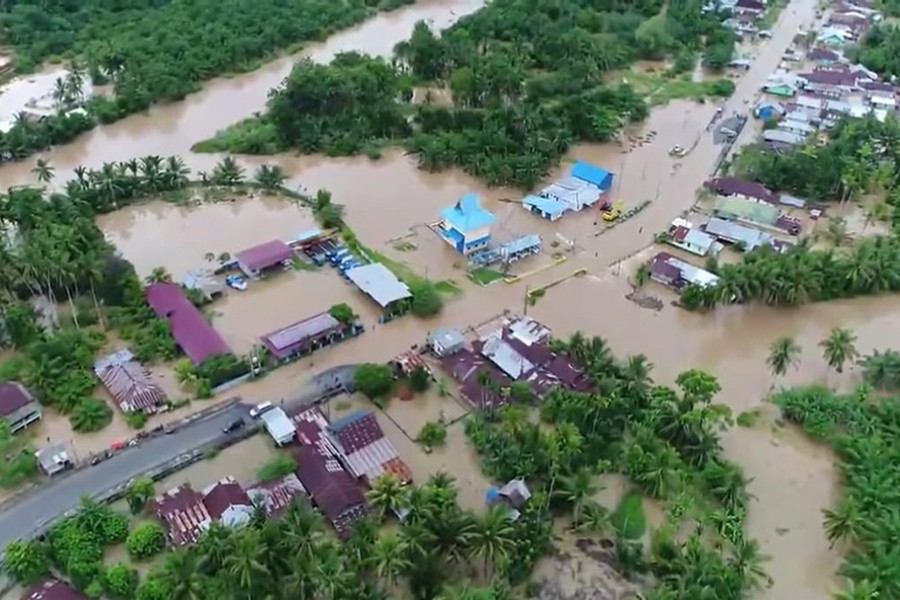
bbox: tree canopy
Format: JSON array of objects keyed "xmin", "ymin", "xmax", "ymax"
[{"xmin": 197, "ymin": 0, "xmax": 736, "ymax": 188}]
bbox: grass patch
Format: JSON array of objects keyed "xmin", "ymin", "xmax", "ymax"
[
  {"xmin": 192, "ymin": 117, "xmax": 282, "ymax": 154},
  {"xmin": 759, "ymin": 0, "xmax": 789, "ymax": 29},
  {"xmin": 611, "ymin": 491, "xmax": 647, "ymax": 540},
  {"xmin": 434, "ymin": 280, "xmax": 462, "ymax": 296},
  {"xmin": 470, "ymin": 267, "xmax": 505, "ymax": 286},
  {"xmin": 610, "ymin": 71, "xmax": 735, "ymax": 106},
  {"xmin": 736, "ymin": 408, "xmax": 762, "ymax": 428}
]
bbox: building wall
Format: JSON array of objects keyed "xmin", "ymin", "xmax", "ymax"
[
  {"xmin": 3, "ymin": 402, "xmax": 42, "ymax": 433},
  {"xmin": 463, "ymin": 225, "xmax": 492, "ymax": 245}
]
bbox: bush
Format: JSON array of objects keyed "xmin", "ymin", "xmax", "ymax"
[
  {"xmin": 126, "ymin": 411, "xmax": 148, "ymax": 430},
  {"xmin": 71, "ymin": 398, "xmax": 114, "ymax": 433},
  {"xmin": 104, "ymin": 563, "xmax": 139, "ymax": 599},
  {"xmin": 125, "ymin": 477, "xmax": 155, "ymax": 515},
  {"xmin": 329, "ymin": 303, "xmax": 355, "ymax": 324},
  {"xmin": 257, "ymin": 454, "xmax": 296, "ymax": 481},
  {"xmin": 736, "ymin": 409, "xmax": 761, "ymax": 428},
  {"xmin": 126, "ymin": 523, "xmax": 166, "ymax": 561},
  {"xmin": 409, "ymin": 280, "xmax": 443, "ymax": 317},
  {"xmin": 102, "ymin": 512, "xmax": 131, "ymax": 545},
  {"xmin": 194, "ymin": 354, "xmax": 251, "ymax": 388},
  {"xmin": 354, "ymin": 363, "xmax": 394, "ymax": 399},
  {"xmin": 418, "ymin": 421, "xmax": 448, "ymax": 448},
  {"xmin": 2, "ymin": 540, "xmax": 50, "ymax": 584},
  {"xmin": 408, "ymin": 365, "xmax": 431, "ymax": 392},
  {"xmin": 135, "ymin": 577, "xmax": 170, "ymax": 600},
  {"xmin": 611, "ymin": 492, "xmax": 647, "ymax": 540},
  {"xmin": 0, "ymin": 421, "xmax": 39, "ymax": 488}
]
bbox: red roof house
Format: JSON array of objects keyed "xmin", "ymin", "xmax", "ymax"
[
  {"xmin": 202, "ymin": 477, "xmax": 253, "ymax": 527},
  {"xmin": 149, "ymin": 484, "xmax": 212, "ymax": 547},
  {"xmin": 235, "ymin": 240, "xmax": 294, "ymax": 277},
  {"xmin": 291, "ymin": 408, "xmax": 370, "ymax": 537},
  {"xmin": 247, "ymin": 473, "xmax": 308, "ymax": 518},
  {"xmin": 706, "ymin": 177, "xmax": 778, "ymax": 204},
  {"xmin": 0, "ymin": 381, "xmax": 41, "ymax": 433},
  {"xmin": 260, "ymin": 312, "xmax": 345, "ymax": 361},
  {"xmin": 328, "ymin": 410, "xmax": 413, "ymax": 485},
  {"xmin": 22, "ymin": 580, "xmax": 88, "ymax": 600},
  {"xmin": 146, "ymin": 282, "xmax": 231, "ymax": 365}
]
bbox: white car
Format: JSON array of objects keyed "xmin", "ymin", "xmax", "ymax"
[{"xmin": 250, "ymin": 401, "xmax": 273, "ymax": 418}]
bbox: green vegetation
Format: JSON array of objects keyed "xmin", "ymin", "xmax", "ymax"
[
  {"xmin": 125, "ymin": 477, "xmax": 155, "ymax": 515},
  {"xmin": 774, "ymin": 385, "xmax": 900, "ymax": 598},
  {"xmin": 408, "ymin": 279, "xmax": 444, "ymax": 317},
  {"xmin": 257, "ymin": 454, "xmax": 297, "ymax": 482},
  {"xmin": 470, "ymin": 267, "xmax": 505, "ymax": 286},
  {"xmin": 467, "ymin": 331, "xmax": 767, "ymax": 598},
  {"xmin": 735, "ymin": 409, "xmax": 762, "ymax": 428},
  {"xmin": 103, "ymin": 563, "xmax": 140, "ymax": 600},
  {"xmin": 328, "ymin": 302, "xmax": 356, "ymax": 325},
  {"xmin": 198, "ymin": 0, "xmax": 736, "ymax": 188},
  {"xmin": 354, "ymin": 363, "xmax": 395, "ymax": 399},
  {"xmin": 611, "ymin": 492, "xmax": 647, "ymax": 540},
  {"xmin": 610, "ymin": 70, "xmax": 736, "ymax": 106},
  {"xmin": 126, "ymin": 522, "xmax": 167, "ymax": 561},
  {"xmin": 0, "ymin": 0, "xmax": 409, "ymax": 162},
  {"xmin": 417, "ymin": 421, "xmax": 448, "ymax": 448},
  {"xmin": 0, "ymin": 421, "xmax": 38, "ymax": 489},
  {"xmin": 853, "ymin": 24, "xmax": 900, "ymax": 78},
  {"xmin": 858, "ymin": 347, "xmax": 900, "ymax": 391}
]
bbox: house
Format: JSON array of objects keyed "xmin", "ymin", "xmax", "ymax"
[
  {"xmin": 260, "ymin": 312, "xmax": 352, "ymax": 362},
  {"xmin": 778, "ymin": 118, "xmax": 816, "ymax": 136},
  {"xmin": 35, "ymin": 441, "xmax": 74, "ymax": 476},
  {"xmin": 570, "ymin": 161, "xmax": 614, "ymax": 193},
  {"xmin": 292, "ymin": 408, "xmax": 370, "ymax": 538},
  {"xmin": 202, "ymin": 478, "xmax": 254, "ymax": 528},
  {"xmin": 735, "ymin": 0, "xmax": 765, "ymax": 12},
  {"xmin": 538, "ymin": 176, "xmax": 602, "ymax": 212},
  {"xmin": 807, "ymin": 47, "xmax": 841, "ymax": 64},
  {"xmin": 707, "ymin": 177, "xmax": 778, "ymax": 204},
  {"xmin": 182, "ymin": 270, "xmax": 224, "ymax": 302},
  {"xmin": 391, "ymin": 350, "xmax": 432, "ymax": 378},
  {"xmin": 22, "ymin": 580, "xmax": 88, "ymax": 600},
  {"xmin": 816, "ymin": 27, "xmax": 854, "ymax": 46},
  {"xmin": 762, "ymin": 129, "xmax": 805, "ymax": 146},
  {"xmin": 714, "ymin": 196, "xmax": 780, "ymax": 227},
  {"xmin": 94, "ymin": 350, "xmax": 167, "ymax": 414},
  {"xmin": 149, "ymin": 484, "xmax": 213, "ymax": 547},
  {"xmin": 246, "ymin": 473, "xmax": 308, "ymax": 518},
  {"xmin": 868, "ymin": 94, "xmax": 897, "ymax": 110},
  {"xmin": 235, "ymin": 240, "xmax": 294, "ymax": 278},
  {"xmin": 754, "ymin": 101, "xmax": 785, "ymax": 120},
  {"xmin": 0, "ymin": 381, "xmax": 41, "ymax": 433},
  {"xmin": 486, "ymin": 478, "xmax": 532, "ymax": 520},
  {"xmin": 344, "ymin": 263, "xmax": 412, "ymax": 311},
  {"xmin": 146, "ymin": 282, "xmax": 231, "ymax": 365},
  {"xmin": 648, "ymin": 252, "xmax": 719, "ymax": 291},
  {"xmin": 763, "ymin": 83, "xmax": 796, "ymax": 98},
  {"xmin": 469, "ymin": 235, "xmax": 542, "ymax": 267},
  {"xmin": 703, "ymin": 217, "xmax": 773, "ymax": 251},
  {"xmin": 437, "ymin": 194, "xmax": 496, "ymax": 254},
  {"xmin": 522, "ymin": 194, "xmax": 568, "ymax": 221},
  {"xmin": 860, "ymin": 80, "xmax": 896, "ymax": 94},
  {"xmin": 799, "ymin": 69, "xmax": 858, "ymax": 90},
  {"xmin": 261, "ymin": 407, "xmax": 295, "ymax": 446},
  {"xmin": 328, "ymin": 410, "xmax": 413, "ymax": 486},
  {"xmin": 665, "ymin": 219, "xmax": 722, "ymax": 257},
  {"xmin": 428, "ymin": 328, "xmax": 466, "ymax": 357}
]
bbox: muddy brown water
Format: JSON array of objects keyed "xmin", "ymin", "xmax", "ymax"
[{"xmin": 0, "ymin": 0, "xmax": 873, "ymax": 598}]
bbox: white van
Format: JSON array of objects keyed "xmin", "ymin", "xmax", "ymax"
[{"xmin": 250, "ymin": 401, "xmax": 274, "ymax": 418}]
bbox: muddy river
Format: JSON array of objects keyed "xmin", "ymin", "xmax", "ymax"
[{"xmin": 0, "ymin": 0, "xmax": 880, "ymax": 597}]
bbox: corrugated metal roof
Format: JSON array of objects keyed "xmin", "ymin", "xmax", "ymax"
[
  {"xmin": 482, "ymin": 334, "xmax": 534, "ymax": 379},
  {"xmin": 247, "ymin": 473, "xmax": 307, "ymax": 518},
  {"xmin": 146, "ymin": 283, "xmax": 231, "ymax": 365},
  {"xmin": 150, "ymin": 484, "xmax": 211, "ymax": 547},
  {"xmin": 345, "ymin": 263, "xmax": 411, "ymax": 307},
  {"xmin": 260, "ymin": 312, "xmax": 343, "ymax": 359},
  {"xmin": 570, "ymin": 161, "xmax": 613, "ymax": 190},
  {"xmin": 704, "ymin": 217, "xmax": 771, "ymax": 250},
  {"xmin": 235, "ymin": 240, "xmax": 294, "ymax": 272},
  {"xmin": 523, "ymin": 195, "xmax": 569, "ymax": 216},
  {"xmin": 94, "ymin": 352, "xmax": 167, "ymax": 413}
]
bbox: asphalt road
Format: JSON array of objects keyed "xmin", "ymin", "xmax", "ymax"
[{"xmin": 0, "ymin": 365, "xmax": 358, "ymax": 552}]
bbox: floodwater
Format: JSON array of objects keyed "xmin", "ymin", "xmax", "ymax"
[{"xmin": 0, "ymin": 0, "xmax": 881, "ymax": 597}]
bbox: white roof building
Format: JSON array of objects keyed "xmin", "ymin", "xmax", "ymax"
[{"xmin": 261, "ymin": 407, "xmax": 295, "ymax": 446}]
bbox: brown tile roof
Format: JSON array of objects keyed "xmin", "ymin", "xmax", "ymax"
[
  {"xmin": 149, "ymin": 484, "xmax": 211, "ymax": 547},
  {"xmin": 95, "ymin": 357, "xmax": 167, "ymax": 413},
  {"xmin": 22, "ymin": 580, "xmax": 88, "ymax": 600},
  {"xmin": 293, "ymin": 444, "xmax": 369, "ymax": 538},
  {"xmin": 329, "ymin": 410, "xmax": 413, "ymax": 485},
  {"xmin": 707, "ymin": 177, "xmax": 777, "ymax": 204},
  {"xmin": 202, "ymin": 478, "xmax": 252, "ymax": 521},
  {"xmin": 247, "ymin": 473, "xmax": 308, "ymax": 518},
  {"xmin": 0, "ymin": 381, "xmax": 34, "ymax": 417}
]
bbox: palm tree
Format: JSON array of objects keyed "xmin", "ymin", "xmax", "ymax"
[
  {"xmin": 556, "ymin": 466, "xmax": 601, "ymax": 525},
  {"xmin": 366, "ymin": 474, "xmax": 408, "ymax": 519},
  {"xmin": 281, "ymin": 502, "xmax": 324, "ymax": 558},
  {"xmin": 254, "ymin": 164, "xmax": 287, "ymax": 190},
  {"xmin": 160, "ymin": 550, "xmax": 204, "ymax": 600},
  {"xmin": 469, "ymin": 505, "xmax": 515, "ymax": 578},
  {"xmin": 223, "ymin": 529, "xmax": 270, "ymax": 598},
  {"xmin": 820, "ymin": 327, "xmax": 858, "ymax": 374},
  {"xmin": 371, "ymin": 532, "xmax": 411, "ymax": 591},
  {"xmin": 145, "ymin": 266, "xmax": 173, "ymax": 284},
  {"xmin": 767, "ymin": 336, "xmax": 801, "ymax": 380},
  {"xmin": 833, "ymin": 579, "xmax": 880, "ymax": 600},
  {"xmin": 858, "ymin": 349, "xmax": 900, "ymax": 390},
  {"xmin": 212, "ymin": 156, "xmax": 245, "ymax": 186},
  {"xmin": 633, "ymin": 263, "xmax": 650, "ymax": 288},
  {"xmin": 51, "ymin": 77, "xmax": 68, "ymax": 109},
  {"xmin": 823, "ymin": 496, "xmax": 865, "ymax": 548},
  {"xmin": 198, "ymin": 523, "xmax": 234, "ymax": 574},
  {"xmin": 32, "ymin": 159, "xmax": 55, "ymax": 185},
  {"xmin": 728, "ymin": 537, "xmax": 771, "ymax": 590}
]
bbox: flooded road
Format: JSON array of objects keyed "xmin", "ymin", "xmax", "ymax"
[{"xmin": 0, "ymin": 0, "xmax": 876, "ymax": 598}]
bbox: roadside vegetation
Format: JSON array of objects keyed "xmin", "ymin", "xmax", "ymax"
[
  {"xmin": 466, "ymin": 332, "xmax": 769, "ymax": 599},
  {"xmin": 196, "ymin": 0, "xmax": 737, "ymax": 188},
  {"xmin": 0, "ymin": 420, "xmax": 39, "ymax": 489},
  {"xmin": 773, "ymin": 383, "xmax": 900, "ymax": 599},
  {"xmin": 0, "ymin": 0, "xmax": 412, "ymax": 163}
]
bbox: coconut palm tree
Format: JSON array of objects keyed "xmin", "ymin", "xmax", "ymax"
[
  {"xmin": 469, "ymin": 505, "xmax": 515, "ymax": 578},
  {"xmin": 728, "ymin": 537, "xmax": 771, "ymax": 590},
  {"xmin": 281, "ymin": 502, "xmax": 324, "ymax": 558},
  {"xmin": 820, "ymin": 327, "xmax": 858, "ymax": 374},
  {"xmin": 159, "ymin": 550, "xmax": 204, "ymax": 600},
  {"xmin": 371, "ymin": 532, "xmax": 410, "ymax": 591},
  {"xmin": 145, "ymin": 266, "xmax": 173, "ymax": 284},
  {"xmin": 823, "ymin": 496, "xmax": 866, "ymax": 548},
  {"xmin": 254, "ymin": 164, "xmax": 287, "ymax": 190},
  {"xmin": 556, "ymin": 466, "xmax": 601, "ymax": 526},
  {"xmin": 833, "ymin": 579, "xmax": 880, "ymax": 600},
  {"xmin": 858, "ymin": 349, "xmax": 900, "ymax": 391},
  {"xmin": 224, "ymin": 529, "xmax": 270, "ymax": 598},
  {"xmin": 51, "ymin": 77, "xmax": 68, "ymax": 109},
  {"xmin": 212, "ymin": 156, "xmax": 245, "ymax": 186},
  {"xmin": 767, "ymin": 336, "xmax": 801, "ymax": 380},
  {"xmin": 32, "ymin": 159, "xmax": 55, "ymax": 185},
  {"xmin": 366, "ymin": 474, "xmax": 408, "ymax": 519},
  {"xmin": 198, "ymin": 523, "xmax": 234, "ymax": 574}
]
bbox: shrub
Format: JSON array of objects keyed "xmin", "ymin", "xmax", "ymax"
[
  {"xmin": 126, "ymin": 411, "xmax": 148, "ymax": 430},
  {"xmin": 408, "ymin": 365, "xmax": 431, "ymax": 392},
  {"xmin": 418, "ymin": 421, "xmax": 448, "ymax": 448},
  {"xmin": 102, "ymin": 512, "xmax": 131, "ymax": 545},
  {"xmin": 409, "ymin": 280, "xmax": 443, "ymax": 317},
  {"xmin": 194, "ymin": 354, "xmax": 251, "ymax": 388},
  {"xmin": 71, "ymin": 398, "xmax": 114, "ymax": 433},
  {"xmin": 126, "ymin": 523, "xmax": 166, "ymax": 561},
  {"xmin": 355, "ymin": 363, "xmax": 394, "ymax": 399},
  {"xmin": 2, "ymin": 540, "xmax": 50, "ymax": 584},
  {"xmin": 611, "ymin": 492, "xmax": 647, "ymax": 540},
  {"xmin": 257, "ymin": 454, "xmax": 296, "ymax": 481},
  {"xmin": 736, "ymin": 409, "xmax": 761, "ymax": 428},
  {"xmin": 135, "ymin": 577, "xmax": 170, "ymax": 600},
  {"xmin": 329, "ymin": 303, "xmax": 355, "ymax": 324},
  {"xmin": 104, "ymin": 564, "xmax": 139, "ymax": 599}
]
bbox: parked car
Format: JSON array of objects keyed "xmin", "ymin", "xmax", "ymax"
[
  {"xmin": 250, "ymin": 402, "xmax": 273, "ymax": 418},
  {"xmin": 225, "ymin": 274, "xmax": 248, "ymax": 291},
  {"xmin": 222, "ymin": 418, "xmax": 245, "ymax": 434}
]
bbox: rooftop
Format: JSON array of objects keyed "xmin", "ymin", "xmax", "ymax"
[
  {"xmin": 261, "ymin": 407, "xmax": 296, "ymax": 445},
  {"xmin": 345, "ymin": 263, "xmax": 412, "ymax": 308},
  {"xmin": 707, "ymin": 177, "xmax": 777, "ymax": 204},
  {"xmin": 94, "ymin": 350, "xmax": 167, "ymax": 413},
  {"xmin": 0, "ymin": 381, "xmax": 34, "ymax": 417},
  {"xmin": 441, "ymin": 193, "xmax": 496, "ymax": 232},
  {"xmin": 293, "ymin": 444, "xmax": 369, "ymax": 538},
  {"xmin": 22, "ymin": 580, "xmax": 88, "ymax": 600},
  {"xmin": 235, "ymin": 239, "xmax": 294, "ymax": 272},
  {"xmin": 704, "ymin": 217, "xmax": 772, "ymax": 251},
  {"xmin": 570, "ymin": 161, "xmax": 614, "ymax": 191},
  {"xmin": 247, "ymin": 473, "xmax": 308, "ymax": 518},
  {"xmin": 149, "ymin": 484, "xmax": 212, "ymax": 547},
  {"xmin": 260, "ymin": 312, "xmax": 344, "ymax": 359},
  {"xmin": 202, "ymin": 477, "xmax": 252, "ymax": 521},
  {"xmin": 523, "ymin": 194, "xmax": 569, "ymax": 217},
  {"xmin": 329, "ymin": 410, "xmax": 413, "ymax": 485},
  {"xmin": 714, "ymin": 196, "xmax": 780, "ymax": 226},
  {"xmin": 146, "ymin": 282, "xmax": 231, "ymax": 365}
]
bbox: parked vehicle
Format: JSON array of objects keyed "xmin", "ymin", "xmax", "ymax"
[
  {"xmin": 669, "ymin": 145, "xmax": 687, "ymax": 157},
  {"xmin": 603, "ymin": 200, "xmax": 625, "ymax": 222},
  {"xmin": 225, "ymin": 274, "xmax": 248, "ymax": 291},
  {"xmin": 222, "ymin": 418, "xmax": 245, "ymax": 434},
  {"xmin": 250, "ymin": 402, "xmax": 273, "ymax": 418}
]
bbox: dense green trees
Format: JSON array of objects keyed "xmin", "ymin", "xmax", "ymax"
[
  {"xmin": 853, "ymin": 24, "xmax": 900, "ymax": 79},
  {"xmin": 0, "ymin": 0, "xmax": 411, "ymax": 162},
  {"xmin": 0, "ymin": 420, "xmax": 39, "ymax": 489},
  {"xmin": 467, "ymin": 331, "xmax": 764, "ymax": 599},
  {"xmin": 774, "ymin": 385, "xmax": 900, "ymax": 598},
  {"xmin": 199, "ymin": 0, "xmax": 735, "ymax": 188}
]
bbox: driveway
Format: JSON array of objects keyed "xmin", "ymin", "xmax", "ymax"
[{"xmin": 0, "ymin": 365, "xmax": 358, "ymax": 553}]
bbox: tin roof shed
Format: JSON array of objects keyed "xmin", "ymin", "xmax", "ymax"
[
  {"xmin": 345, "ymin": 263, "xmax": 411, "ymax": 308},
  {"xmin": 570, "ymin": 161, "xmax": 613, "ymax": 191},
  {"xmin": 235, "ymin": 240, "xmax": 294, "ymax": 275}
]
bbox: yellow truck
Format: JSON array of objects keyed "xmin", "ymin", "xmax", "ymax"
[{"xmin": 603, "ymin": 200, "xmax": 625, "ymax": 222}]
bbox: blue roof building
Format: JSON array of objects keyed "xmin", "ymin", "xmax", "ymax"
[
  {"xmin": 522, "ymin": 195, "xmax": 568, "ymax": 221},
  {"xmin": 570, "ymin": 161, "xmax": 614, "ymax": 192},
  {"xmin": 438, "ymin": 194, "xmax": 496, "ymax": 255},
  {"xmin": 754, "ymin": 101, "xmax": 785, "ymax": 121}
]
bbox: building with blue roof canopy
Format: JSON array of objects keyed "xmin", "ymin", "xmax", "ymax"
[{"xmin": 438, "ymin": 193, "xmax": 496, "ymax": 255}]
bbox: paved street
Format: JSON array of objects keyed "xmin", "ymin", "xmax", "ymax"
[{"xmin": 0, "ymin": 365, "xmax": 357, "ymax": 554}]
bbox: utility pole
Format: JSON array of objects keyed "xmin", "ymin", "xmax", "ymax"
[{"xmin": 523, "ymin": 285, "xmax": 530, "ymax": 316}]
